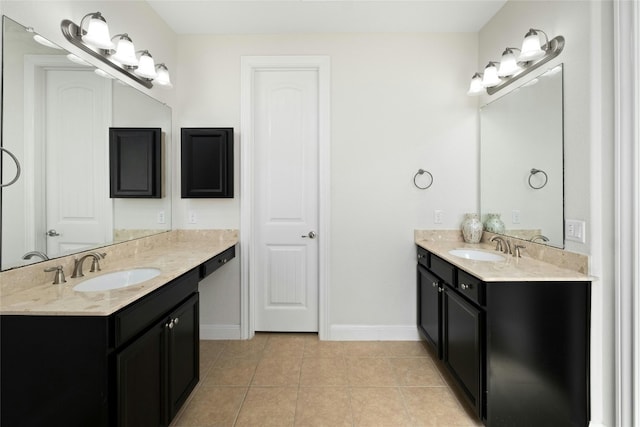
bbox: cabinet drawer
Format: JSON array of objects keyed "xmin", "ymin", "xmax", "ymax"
[
  {"xmin": 417, "ymin": 246, "xmax": 429, "ymax": 268},
  {"xmin": 430, "ymin": 254, "xmax": 456, "ymax": 285},
  {"xmin": 200, "ymin": 246, "xmax": 236, "ymax": 279},
  {"xmin": 457, "ymin": 269, "xmax": 485, "ymax": 306},
  {"xmin": 114, "ymin": 268, "xmax": 199, "ymax": 348}
]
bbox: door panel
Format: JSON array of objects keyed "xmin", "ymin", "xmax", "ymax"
[{"xmin": 254, "ymin": 69, "xmax": 319, "ymax": 332}]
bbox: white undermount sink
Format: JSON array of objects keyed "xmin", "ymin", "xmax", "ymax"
[
  {"xmin": 73, "ymin": 268, "xmax": 161, "ymax": 292},
  {"xmin": 448, "ymin": 249, "xmax": 505, "ymax": 262}
]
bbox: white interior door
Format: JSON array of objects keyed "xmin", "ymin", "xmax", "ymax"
[
  {"xmin": 45, "ymin": 69, "xmax": 112, "ymax": 256},
  {"xmin": 254, "ymin": 68, "xmax": 319, "ymax": 332}
]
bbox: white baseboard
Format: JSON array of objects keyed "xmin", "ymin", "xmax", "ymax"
[
  {"xmin": 200, "ymin": 324, "xmax": 241, "ymax": 340},
  {"xmin": 328, "ymin": 324, "xmax": 421, "ymax": 341},
  {"xmin": 588, "ymin": 423, "xmax": 609, "ymax": 427}
]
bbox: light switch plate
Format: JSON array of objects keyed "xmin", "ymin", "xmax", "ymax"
[{"xmin": 565, "ymin": 219, "xmax": 586, "ymax": 243}]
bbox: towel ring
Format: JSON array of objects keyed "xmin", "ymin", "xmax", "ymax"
[
  {"xmin": 0, "ymin": 147, "xmax": 21, "ymax": 188},
  {"xmin": 528, "ymin": 168, "xmax": 548, "ymax": 190},
  {"xmin": 413, "ymin": 169, "xmax": 433, "ymax": 190}
]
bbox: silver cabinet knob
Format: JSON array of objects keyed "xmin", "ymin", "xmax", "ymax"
[
  {"xmin": 167, "ymin": 319, "xmax": 174, "ymax": 329},
  {"xmin": 432, "ymin": 282, "xmax": 438, "ymax": 288},
  {"xmin": 47, "ymin": 229, "xmax": 61, "ymax": 237},
  {"xmin": 302, "ymin": 231, "xmax": 317, "ymax": 239},
  {"xmin": 174, "ymin": 317, "xmax": 179, "ymax": 325},
  {"xmin": 461, "ymin": 283, "xmax": 470, "ymax": 290}
]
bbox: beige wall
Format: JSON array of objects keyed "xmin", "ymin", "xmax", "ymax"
[{"xmin": 175, "ymin": 33, "xmax": 479, "ymax": 337}]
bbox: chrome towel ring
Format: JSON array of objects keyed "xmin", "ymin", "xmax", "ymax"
[
  {"xmin": 413, "ymin": 169, "xmax": 433, "ymax": 190},
  {"xmin": 528, "ymin": 168, "xmax": 548, "ymax": 189},
  {"xmin": 0, "ymin": 147, "xmax": 21, "ymax": 188}
]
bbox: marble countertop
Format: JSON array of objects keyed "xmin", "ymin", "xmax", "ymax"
[
  {"xmin": 416, "ymin": 239, "xmax": 593, "ymax": 282},
  {"xmin": 0, "ymin": 232, "xmax": 237, "ymax": 316}
]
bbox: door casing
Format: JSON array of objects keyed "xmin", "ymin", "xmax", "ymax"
[{"xmin": 240, "ymin": 56, "xmax": 331, "ymax": 340}]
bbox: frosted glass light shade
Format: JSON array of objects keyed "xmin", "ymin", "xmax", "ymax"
[
  {"xmin": 155, "ymin": 64, "xmax": 173, "ymax": 88},
  {"xmin": 518, "ymin": 29, "xmax": 546, "ymax": 62},
  {"xmin": 481, "ymin": 62, "xmax": 501, "ymax": 87},
  {"xmin": 497, "ymin": 48, "xmax": 521, "ymax": 77},
  {"xmin": 111, "ymin": 34, "xmax": 138, "ymax": 67},
  {"xmin": 467, "ymin": 73, "xmax": 484, "ymax": 96},
  {"xmin": 81, "ymin": 13, "xmax": 114, "ymax": 50},
  {"xmin": 134, "ymin": 51, "xmax": 157, "ymax": 79}
]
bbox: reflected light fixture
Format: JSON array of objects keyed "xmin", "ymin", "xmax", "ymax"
[
  {"xmin": 481, "ymin": 62, "xmax": 501, "ymax": 87},
  {"xmin": 134, "ymin": 50, "xmax": 157, "ymax": 79},
  {"xmin": 79, "ymin": 12, "xmax": 114, "ymax": 50},
  {"xmin": 154, "ymin": 64, "xmax": 173, "ymax": 88},
  {"xmin": 95, "ymin": 68, "xmax": 115, "ymax": 79},
  {"xmin": 466, "ymin": 27, "xmax": 564, "ymax": 96},
  {"xmin": 467, "ymin": 72, "xmax": 484, "ymax": 96},
  {"xmin": 66, "ymin": 53, "xmax": 91, "ymax": 66},
  {"xmin": 497, "ymin": 47, "xmax": 521, "ymax": 77},
  {"xmin": 110, "ymin": 34, "xmax": 138, "ymax": 67}
]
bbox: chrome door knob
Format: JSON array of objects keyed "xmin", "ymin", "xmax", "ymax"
[
  {"xmin": 302, "ymin": 231, "xmax": 317, "ymax": 239},
  {"xmin": 47, "ymin": 229, "xmax": 61, "ymax": 237}
]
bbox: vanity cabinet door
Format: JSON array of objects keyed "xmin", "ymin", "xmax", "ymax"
[
  {"xmin": 443, "ymin": 285, "xmax": 484, "ymax": 418},
  {"xmin": 116, "ymin": 318, "xmax": 168, "ymax": 427},
  {"xmin": 168, "ymin": 293, "xmax": 200, "ymax": 420},
  {"xmin": 417, "ymin": 264, "xmax": 442, "ymax": 358}
]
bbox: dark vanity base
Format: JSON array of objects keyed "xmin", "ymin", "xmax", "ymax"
[{"xmin": 417, "ymin": 246, "xmax": 590, "ymax": 427}]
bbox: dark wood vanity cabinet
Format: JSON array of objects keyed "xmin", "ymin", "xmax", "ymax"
[
  {"xmin": 116, "ymin": 292, "xmax": 199, "ymax": 426},
  {"xmin": 416, "ymin": 245, "xmax": 590, "ymax": 426},
  {"xmin": 1, "ymin": 268, "xmax": 200, "ymax": 427}
]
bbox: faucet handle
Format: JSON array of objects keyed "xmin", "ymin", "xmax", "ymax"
[
  {"xmin": 88, "ymin": 252, "xmax": 106, "ymax": 272},
  {"xmin": 44, "ymin": 265, "xmax": 66, "ymax": 285},
  {"xmin": 513, "ymin": 244, "xmax": 526, "ymax": 258},
  {"xmin": 489, "ymin": 236, "xmax": 504, "ymax": 252}
]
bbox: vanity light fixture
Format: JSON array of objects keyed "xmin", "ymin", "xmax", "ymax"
[
  {"xmin": 497, "ymin": 48, "xmax": 522, "ymax": 77},
  {"xmin": 518, "ymin": 28, "xmax": 548, "ymax": 62},
  {"xmin": 481, "ymin": 62, "xmax": 501, "ymax": 87},
  {"xmin": 79, "ymin": 12, "xmax": 114, "ymax": 50},
  {"xmin": 467, "ymin": 72, "xmax": 484, "ymax": 96},
  {"xmin": 134, "ymin": 50, "xmax": 157, "ymax": 79},
  {"xmin": 110, "ymin": 34, "xmax": 138, "ymax": 67},
  {"xmin": 466, "ymin": 27, "xmax": 564, "ymax": 96},
  {"xmin": 154, "ymin": 64, "xmax": 173, "ymax": 88},
  {"xmin": 61, "ymin": 13, "xmax": 173, "ymax": 89}
]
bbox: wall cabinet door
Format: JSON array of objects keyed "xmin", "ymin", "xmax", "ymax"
[
  {"xmin": 443, "ymin": 286, "xmax": 484, "ymax": 418},
  {"xmin": 417, "ymin": 264, "xmax": 442, "ymax": 358},
  {"xmin": 181, "ymin": 128, "xmax": 234, "ymax": 198}
]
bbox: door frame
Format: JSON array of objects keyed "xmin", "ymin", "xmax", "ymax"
[{"xmin": 240, "ymin": 56, "xmax": 331, "ymax": 340}]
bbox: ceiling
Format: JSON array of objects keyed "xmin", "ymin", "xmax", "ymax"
[{"xmin": 146, "ymin": 0, "xmax": 507, "ymax": 35}]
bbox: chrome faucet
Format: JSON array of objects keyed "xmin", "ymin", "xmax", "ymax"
[
  {"xmin": 490, "ymin": 236, "xmax": 511, "ymax": 254},
  {"xmin": 22, "ymin": 251, "xmax": 49, "ymax": 261},
  {"xmin": 71, "ymin": 252, "xmax": 105, "ymax": 278},
  {"xmin": 530, "ymin": 234, "xmax": 549, "ymax": 243}
]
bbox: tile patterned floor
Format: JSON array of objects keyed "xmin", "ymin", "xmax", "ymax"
[{"xmin": 170, "ymin": 333, "xmax": 483, "ymax": 427}]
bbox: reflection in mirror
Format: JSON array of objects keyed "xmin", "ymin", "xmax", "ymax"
[
  {"xmin": 480, "ymin": 64, "xmax": 564, "ymax": 248},
  {"xmin": 1, "ymin": 16, "xmax": 172, "ymax": 271}
]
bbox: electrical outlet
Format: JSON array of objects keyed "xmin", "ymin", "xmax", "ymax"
[
  {"xmin": 434, "ymin": 210, "xmax": 443, "ymax": 224},
  {"xmin": 188, "ymin": 211, "xmax": 197, "ymax": 224},
  {"xmin": 157, "ymin": 211, "xmax": 165, "ymax": 224},
  {"xmin": 566, "ymin": 219, "xmax": 586, "ymax": 243},
  {"xmin": 512, "ymin": 210, "xmax": 521, "ymax": 224}
]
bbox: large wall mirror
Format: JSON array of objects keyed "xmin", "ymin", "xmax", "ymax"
[
  {"xmin": 1, "ymin": 15, "xmax": 172, "ymax": 271},
  {"xmin": 480, "ymin": 64, "xmax": 564, "ymax": 248}
]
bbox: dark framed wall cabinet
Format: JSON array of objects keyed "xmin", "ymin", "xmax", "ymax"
[
  {"xmin": 109, "ymin": 128, "xmax": 162, "ymax": 198},
  {"xmin": 181, "ymin": 128, "xmax": 234, "ymax": 198}
]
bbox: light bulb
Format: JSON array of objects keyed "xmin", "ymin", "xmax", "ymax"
[
  {"xmin": 481, "ymin": 62, "xmax": 501, "ymax": 88},
  {"xmin": 111, "ymin": 34, "xmax": 138, "ymax": 67},
  {"xmin": 81, "ymin": 12, "xmax": 114, "ymax": 50},
  {"xmin": 497, "ymin": 48, "xmax": 522, "ymax": 77},
  {"xmin": 134, "ymin": 51, "xmax": 157, "ymax": 79},
  {"xmin": 467, "ymin": 73, "xmax": 484, "ymax": 96},
  {"xmin": 518, "ymin": 29, "xmax": 546, "ymax": 62}
]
